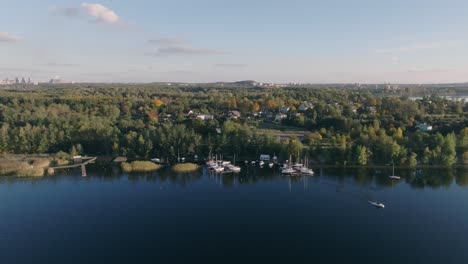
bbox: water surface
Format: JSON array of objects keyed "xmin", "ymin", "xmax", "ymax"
[{"xmin": 1, "ymin": 165, "xmax": 467, "ymax": 263}]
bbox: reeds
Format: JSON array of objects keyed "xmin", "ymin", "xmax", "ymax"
[
  {"xmin": 121, "ymin": 161, "xmax": 161, "ymax": 173},
  {"xmin": 172, "ymin": 163, "xmax": 199, "ymax": 173}
]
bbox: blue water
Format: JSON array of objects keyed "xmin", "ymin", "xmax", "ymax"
[{"xmin": 0, "ymin": 166, "xmax": 467, "ymax": 263}]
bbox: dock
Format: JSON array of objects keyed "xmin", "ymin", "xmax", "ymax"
[{"xmin": 50, "ymin": 157, "xmax": 97, "ymax": 177}]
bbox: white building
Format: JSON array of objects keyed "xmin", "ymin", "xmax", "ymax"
[
  {"xmin": 298, "ymin": 101, "xmax": 314, "ymax": 111},
  {"xmin": 416, "ymin": 123, "xmax": 433, "ymax": 132},
  {"xmin": 196, "ymin": 114, "xmax": 214, "ymax": 120},
  {"xmin": 274, "ymin": 113, "xmax": 287, "ymax": 122}
]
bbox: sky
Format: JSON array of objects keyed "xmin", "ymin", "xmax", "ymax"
[{"xmin": 1, "ymin": 0, "xmax": 468, "ymax": 84}]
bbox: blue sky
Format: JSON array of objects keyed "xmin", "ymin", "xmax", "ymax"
[{"xmin": 1, "ymin": 0, "xmax": 468, "ymax": 83}]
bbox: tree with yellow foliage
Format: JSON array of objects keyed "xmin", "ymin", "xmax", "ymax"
[{"xmin": 153, "ymin": 98, "xmax": 164, "ymax": 108}]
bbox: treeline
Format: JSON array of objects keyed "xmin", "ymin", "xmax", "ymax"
[{"xmin": 0, "ymin": 84, "xmax": 466, "ymax": 167}]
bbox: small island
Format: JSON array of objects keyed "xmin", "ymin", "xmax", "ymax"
[
  {"xmin": 172, "ymin": 163, "xmax": 200, "ymax": 173},
  {"xmin": 121, "ymin": 161, "xmax": 161, "ymax": 173}
]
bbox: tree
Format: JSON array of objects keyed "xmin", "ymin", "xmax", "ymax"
[
  {"xmin": 355, "ymin": 145, "xmax": 370, "ymax": 166},
  {"xmin": 153, "ymin": 98, "xmax": 164, "ymax": 108},
  {"xmin": 441, "ymin": 133, "xmax": 457, "ymax": 166},
  {"xmin": 0, "ymin": 124, "xmax": 9, "ymax": 153},
  {"xmin": 286, "ymin": 137, "xmax": 303, "ymax": 160},
  {"xmin": 407, "ymin": 152, "xmax": 417, "ymax": 168}
]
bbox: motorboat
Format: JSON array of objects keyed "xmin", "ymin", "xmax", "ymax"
[
  {"xmin": 150, "ymin": 158, "xmax": 161, "ymax": 163},
  {"xmin": 368, "ymin": 200, "xmax": 385, "ymax": 208},
  {"xmin": 259, "ymin": 161, "xmax": 265, "ymax": 167},
  {"xmin": 268, "ymin": 162, "xmax": 274, "ymax": 168}
]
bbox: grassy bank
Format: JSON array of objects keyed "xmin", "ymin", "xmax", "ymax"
[
  {"xmin": 121, "ymin": 161, "xmax": 161, "ymax": 173},
  {"xmin": 172, "ymin": 163, "xmax": 200, "ymax": 173},
  {"xmin": 0, "ymin": 157, "xmax": 50, "ymax": 177}
]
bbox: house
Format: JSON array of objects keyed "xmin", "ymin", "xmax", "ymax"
[
  {"xmin": 196, "ymin": 114, "xmax": 214, "ymax": 120},
  {"xmin": 416, "ymin": 123, "xmax": 433, "ymax": 132},
  {"xmin": 227, "ymin": 110, "xmax": 241, "ymax": 119},
  {"xmin": 184, "ymin": 109, "xmax": 194, "ymax": 116},
  {"xmin": 298, "ymin": 101, "xmax": 314, "ymax": 112},
  {"xmin": 279, "ymin": 106, "xmax": 290, "ymax": 113},
  {"xmin": 274, "ymin": 113, "xmax": 287, "ymax": 122},
  {"xmin": 260, "ymin": 154, "xmax": 270, "ymax": 161}
]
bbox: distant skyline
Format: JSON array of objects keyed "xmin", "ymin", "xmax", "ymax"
[{"xmin": 1, "ymin": 0, "xmax": 468, "ymax": 83}]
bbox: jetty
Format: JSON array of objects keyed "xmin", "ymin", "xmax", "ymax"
[{"xmin": 50, "ymin": 157, "xmax": 97, "ymax": 177}]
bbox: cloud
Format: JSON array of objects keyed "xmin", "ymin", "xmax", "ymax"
[
  {"xmin": 0, "ymin": 32, "xmax": 21, "ymax": 43},
  {"xmin": 215, "ymin": 63, "xmax": 248, "ymax": 68},
  {"xmin": 52, "ymin": 3, "xmax": 122, "ymax": 25},
  {"xmin": 50, "ymin": 6, "xmax": 80, "ymax": 17},
  {"xmin": 406, "ymin": 68, "xmax": 456, "ymax": 73},
  {"xmin": 146, "ymin": 36, "xmax": 224, "ymax": 57},
  {"xmin": 391, "ymin": 56, "xmax": 400, "ymax": 64},
  {"xmin": 375, "ymin": 41, "xmax": 461, "ymax": 53},
  {"xmin": 36, "ymin": 62, "xmax": 80, "ymax": 67},
  {"xmin": 148, "ymin": 38, "xmax": 187, "ymax": 46},
  {"xmin": 0, "ymin": 66, "xmax": 43, "ymax": 73},
  {"xmin": 81, "ymin": 3, "xmax": 120, "ymax": 24},
  {"xmin": 146, "ymin": 46, "xmax": 222, "ymax": 57}
]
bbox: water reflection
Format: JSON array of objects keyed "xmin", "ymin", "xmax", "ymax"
[{"xmin": 0, "ymin": 164, "xmax": 466, "ymax": 190}]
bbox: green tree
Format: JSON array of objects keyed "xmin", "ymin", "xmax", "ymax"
[
  {"xmin": 286, "ymin": 137, "xmax": 303, "ymax": 160},
  {"xmin": 355, "ymin": 145, "xmax": 370, "ymax": 166}
]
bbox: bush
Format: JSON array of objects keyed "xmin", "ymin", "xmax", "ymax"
[
  {"xmin": 121, "ymin": 161, "xmax": 161, "ymax": 173},
  {"xmin": 172, "ymin": 163, "xmax": 199, "ymax": 173},
  {"xmin": 16, "ymin": 167, "xmax": 45, "ymax": 177},
  {"xmin": 0, "ymin": 160, "xmax": 29, "ymax": 175},
  {"xmin": 56, "ymin": 151, "xmax": 70, "ymax": 160}
]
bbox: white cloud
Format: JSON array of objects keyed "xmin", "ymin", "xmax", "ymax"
[
  {"xmin": 405, "ymin": 68, "xmax": 456, "ymax": 73},
  {"xmin": 391, "ymin": 56, "xmax": 400, "ymax": 63},
  {"xmin": 148, "ymin": 38, "xmax": 187, "ymax": 46},
  {"xmin": 50, "ymin": 6, "xmax": 80, "ymax": 17},
  {"xmin": 0, "ymin": 32, "xmax": 21, "ymax": 43},
  {"xmin": 146, "ymin": 46, "xmax": 222, "ymax": 57},
  {"xmin": 215, "ymin": 64, "xmax": 248, "ymax": 68},
  {"xmin": 81, "ymin": 3, "xmax": 120, "ymax": 24},
  {"xmin": 375, "ymin": 41, "xmax": 461, "ymax": 54},
  {"xmin": 39, "ymin": 62, "xmax": 80, "ymax": 67}
]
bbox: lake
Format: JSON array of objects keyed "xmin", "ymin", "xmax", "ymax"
[{"xmin": 1, "ymin": 165, "xmax": 468, "ymax": 263}]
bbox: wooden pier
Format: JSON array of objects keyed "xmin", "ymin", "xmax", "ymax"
[{"xmin": 50, "ymin": 157, "xmax": 97, "ymax": 177}]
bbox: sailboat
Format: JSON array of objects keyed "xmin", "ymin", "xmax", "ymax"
[
  {"xmin": 298, "ymin": 156, "xmax": 314, "ymax": 175},
  {"xmin": 281, "ymin": 154, "xmax": 296, "ymax": 175},
  {"xmin": 389, "ymin": 163, "xmax": 401, "ymax": 180},
  {"xmin": 226, "ymin": 154, "xmax": 241, "ymax": 173}
]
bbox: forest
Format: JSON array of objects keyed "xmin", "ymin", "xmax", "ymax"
[{"xmin": 0, "ymin": 83, "xmax": 467, "ymax": 167}]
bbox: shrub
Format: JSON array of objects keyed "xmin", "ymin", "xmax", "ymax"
[
  {"xmin": 121, "ymin": 161, "xmax": 161, "ymax": 173},
  {"xmin": 172, "ymin": 163, "xmax": 199, "ymax": 173}
]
